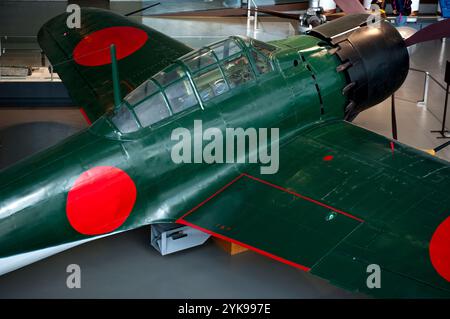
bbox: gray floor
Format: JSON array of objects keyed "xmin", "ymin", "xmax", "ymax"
[
  {"xmin": 0, "ymin": 227, "xmax": 362, "ymax": 299},
  {"xmin": 0, "ymin": 12, "xmax": 449, "ymax": 298}
]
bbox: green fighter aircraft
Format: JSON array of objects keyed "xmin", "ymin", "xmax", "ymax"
[{"xmin": 1, "ymin": 7, "xmax": 450, "ymax": 298}]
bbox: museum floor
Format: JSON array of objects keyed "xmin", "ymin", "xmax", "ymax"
[{"xmin": 0, "ymin": 12, "xmax": 449, "ymax": 298}]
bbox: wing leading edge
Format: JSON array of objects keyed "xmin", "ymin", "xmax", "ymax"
[{"xmin": 177, "ymin": 120, "xmax": 450, "ymax": 298}]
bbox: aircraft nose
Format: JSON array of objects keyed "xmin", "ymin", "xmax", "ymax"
[{"xmin": 309, "ymin": 14, "xmax": 409, "ymax": 119}]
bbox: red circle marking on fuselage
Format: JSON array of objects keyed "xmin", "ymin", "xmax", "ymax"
[
  {"xmin": 323, "ymin": 155, "xmax": 334, "ymax": 161},
  {"xmin": 66, "ymin": 166, "xmax": 137, "ymax": 235},
  {"xmin": 429, "ymin": 216, "xmax": 450, "ymax": 282},
  {"xmin": 73, "ymin": 26, "xmax": 148, "ymax": 67}
]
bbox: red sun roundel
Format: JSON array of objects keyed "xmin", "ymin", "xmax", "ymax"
[
  {"xmin": 66, "ymin": 166, "xmax": 137, "ymax": 235},
  {"xmin": 429, "ymin": 216, "xmax": 450, "ymax": 282},
  {"xmin": 73, "ymin": 26, "xmax": 148, "ymax": 67}
]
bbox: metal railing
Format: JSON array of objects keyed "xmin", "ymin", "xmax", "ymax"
[
  {"xmin": 408, "ymin": 67, "xmax": 450, "ymax": 137},
  {"xmin": 410, "ymin": 67, "xmax": 449, "ymax": 108}
]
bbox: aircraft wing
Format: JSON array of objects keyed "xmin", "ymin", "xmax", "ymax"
[
  {"xmin": 177, "ymin": 120, "xmax": 450, "ymax": 298},
  {"xmin": 38, "ymin": 8, "xmax": 192, "ymax": 122}
]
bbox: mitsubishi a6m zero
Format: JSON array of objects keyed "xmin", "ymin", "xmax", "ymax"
[{"xmin": 1, "ymin": 7, "xmax": 450, "ymax": 298}]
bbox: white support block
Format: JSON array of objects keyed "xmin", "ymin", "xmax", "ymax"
[{"xmin": 150, "ymin": 223, "xmax": 210, "ymax": 256}]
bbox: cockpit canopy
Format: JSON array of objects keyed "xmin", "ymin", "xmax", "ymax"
[{"xmin": 110, "ymin": 36, "xmax": 277, "ymax": 134}]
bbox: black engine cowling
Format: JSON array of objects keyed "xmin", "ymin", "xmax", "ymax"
[{"xmin": 309, "ymin": 14, "xmax": 409, "ymax": 120}]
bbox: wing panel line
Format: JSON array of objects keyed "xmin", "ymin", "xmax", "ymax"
[{"xmin": 177, "ymin": 219, "xmax": 311, "ymax": 272}]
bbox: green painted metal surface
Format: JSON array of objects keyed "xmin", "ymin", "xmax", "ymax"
[
  {"xmin": 38, "ymin": 8, "xmax": 193, "ymax": 121},
  {"xmin": 180, "ymin": 174, "xmax": 362, "ymax": 270},
  {"xmin": 1, "ymin": 8, "xmax": 449, "ymax": 298},
  {"xmin": 110, "ymin": 44, "xmax": 122, "ymax": 108},
  {"xmin": 228, "ymin": 121, "xmax": 450, "ymax": 297},
  {"xmin": 0, "ymin": 30, "xmax": 348, "ymax": 260}
]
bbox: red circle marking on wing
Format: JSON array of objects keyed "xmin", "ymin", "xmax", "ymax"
[
  {"xmin": 73, "ymin": 26, "xmax": 148, "ymax": 67},
  {"xmin": 323, "ymin": 155, "xmax": 334, "ymax": 161},
  {"xmin": 429, "ymin": 216, "xmax": 450, "ymax": 282},
  {"xmin": 66, "ymin": 166, "xmax": 137, "ymax": 235}
]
